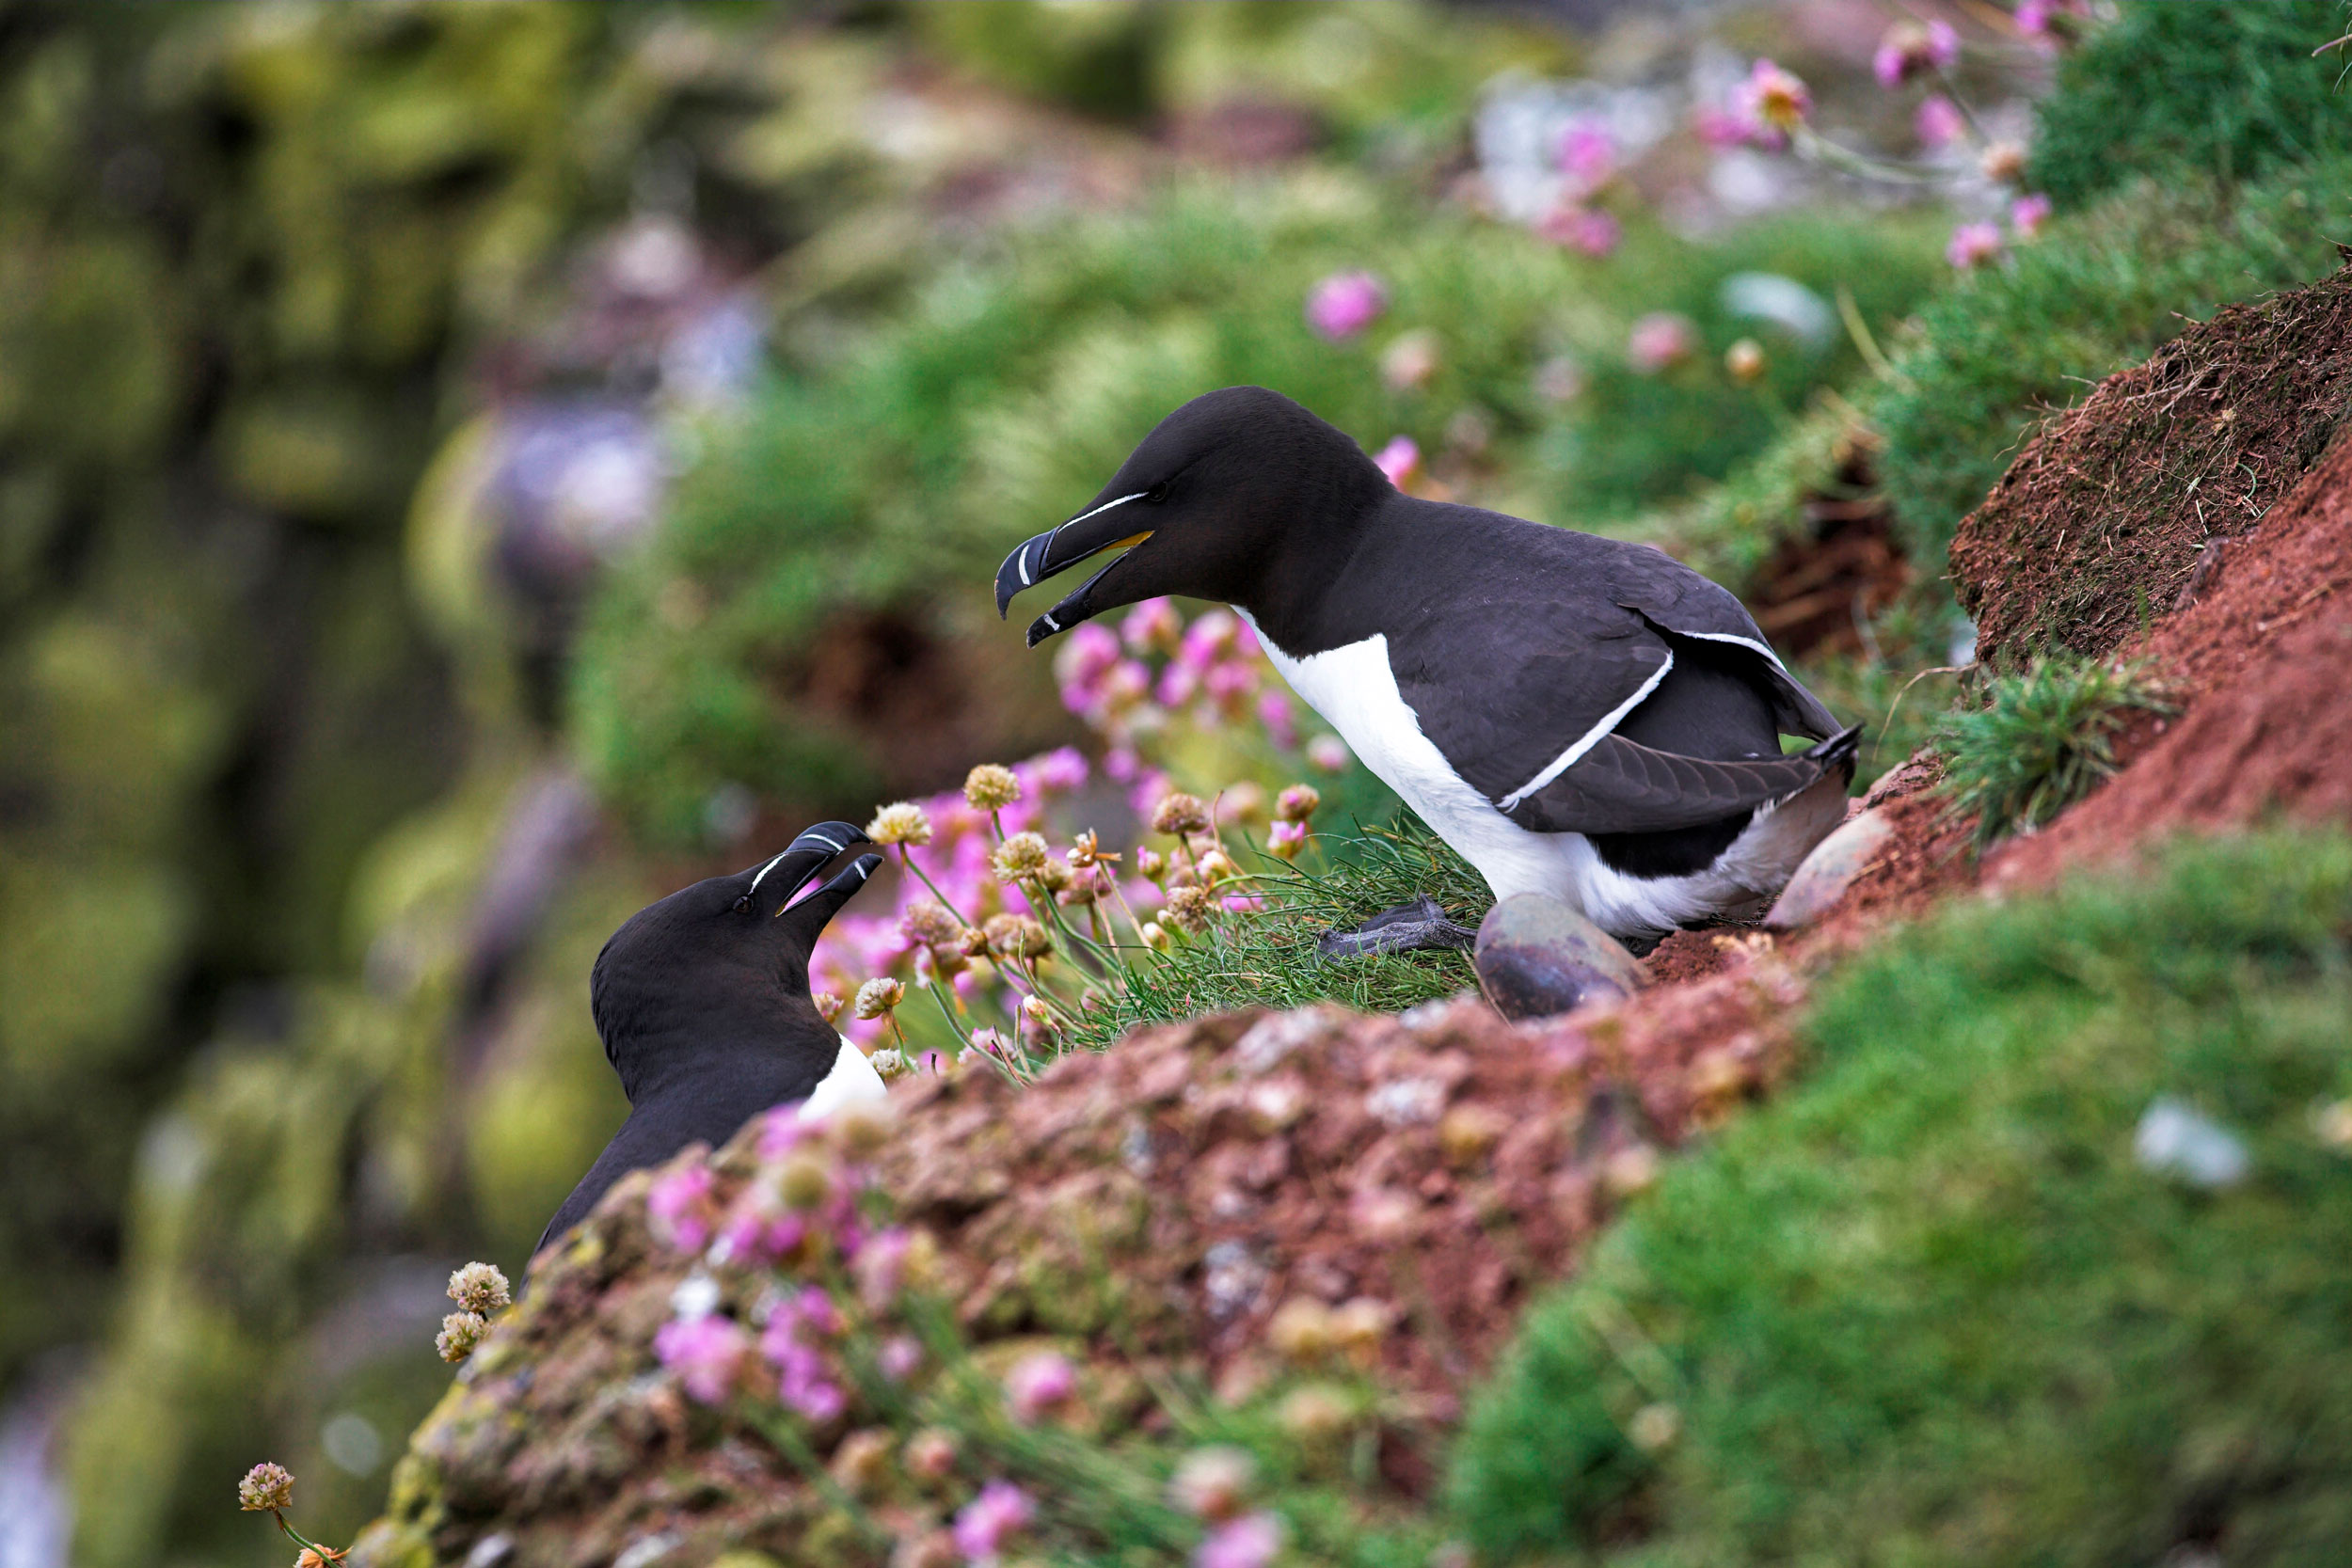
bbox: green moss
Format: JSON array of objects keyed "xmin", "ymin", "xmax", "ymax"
[
  {"xmin": 1450, "ymin": 831, "xmax": 2352, "ymax": 1564},
  {"xmin": 2029, "ymin": 2, "xmax": 2352, "ymax": 209}
]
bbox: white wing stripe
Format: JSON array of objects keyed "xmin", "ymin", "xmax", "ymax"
[{"xmin": 1495, "ymin": 650, "xmax": 1676, "ymax": 811}]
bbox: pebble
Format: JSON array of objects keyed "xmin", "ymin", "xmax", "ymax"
[
  {"xmin": 1764, "ymin": 806, "xmax": 1895, "ymax": 930},
  {"xmin": 2134, "ymin": 1098, "xmax": 2250, "ymax": 1189},
  {"xmin": 1472, "ymin": 894, "xmax": 1643, "ymax": 1022}
]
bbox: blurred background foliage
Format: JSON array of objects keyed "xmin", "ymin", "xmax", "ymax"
[{"xmin": 0, "ymin": 1, "xmax": 2346, "ymax": 1564}]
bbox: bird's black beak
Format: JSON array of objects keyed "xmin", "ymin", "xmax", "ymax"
[
  {"xmin": 743, "ymin": 821, "xmax": 874, "ymax": 919},
  {"xmin": 994, "ymin": 489, "xmax": 1152, "ymax": 647}
]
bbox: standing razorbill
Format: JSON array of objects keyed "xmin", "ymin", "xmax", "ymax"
[
  {"xmin": 994, "ymin": 386, "xmax": 1857, "ymax": 949},
  {"xmin": 536, "ymin": 822, "xmax": 886, "ymax": 1257}
]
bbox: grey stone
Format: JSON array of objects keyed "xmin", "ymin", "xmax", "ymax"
[
  {"xmin": 1764, "ymin": 806, "xmax": 1895, "ymax": 930},
  {"xmin": 1473, "ymin": 894, "xmax": 1643, "ymax": 1022}
]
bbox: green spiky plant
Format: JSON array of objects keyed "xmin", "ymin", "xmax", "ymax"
[{"xmin": 1932, "ymin": 653, "xmax": 2175, "ymax": 849}]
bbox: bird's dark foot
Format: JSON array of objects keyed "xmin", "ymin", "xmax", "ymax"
[
  {"xmin": 1317, "ymin": 896, "xmax": 1478, "ymax": 960},
  {"xmin": 1473, "ymin": 893, "xmax": 1645, "ymax": 1021}
]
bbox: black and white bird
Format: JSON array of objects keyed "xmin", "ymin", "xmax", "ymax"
[
  {"xmin": 535, "ymin": 822, "xmax": 886, "ymax": 1257},
  {"xmin": 995, "ymin": 387, "xmax": 1857, "ymax": 951}
]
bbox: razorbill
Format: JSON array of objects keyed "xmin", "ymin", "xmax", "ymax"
[
  {"xmin": 535, "ymin": 822, "xmax": 886, "ymax": 1256},
  {"xmin": 994, "ymin": 387, "xmax": 1858, "ymax": 949}
]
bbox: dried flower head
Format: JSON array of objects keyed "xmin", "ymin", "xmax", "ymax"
[
  {"xmin": 1151, "ymin": 791, "xmax": 1211, "ymax": 837},
  {"xmin": 1724, "ymin": 338, "xmax": 1767, "ymax": 386},
  {"xmin": 963, "ymin": 764, "xmax": 1022, "ymax": 811},
  {"xmin": 812, "ymin": 990, "xmax": 844, "ymax": 1024},
  {"xmin": 295, "ymin": 1546, "xmax": 349, "ymax": 1568},
  {"xmin": 992, "ymin": 832, "xmax": 1050, "ymax": 882},
  {"xmin": 853, "ymin": 977, "xmax": 905, "ymax": 1020},
  {"xmin": 1266, "ymin": 1297, "xmax": 1335, "ymax": 1361},
  {"xmin": 1979, "ymin": 140, "xmax": 2027, "ymax": 184},
  {"xmin": 447, "ymin": 1261, "xmax": 512, "ymax": 1316},
  {"xmin": 777, "ymin": 1151, "xmax": 834, "ymax": 1212},
  {"xmin": 828, "ymin": 1097, "xmax": 893, "ymax": 1157},
  {"xmin": 1020, "ymin": 995, "xmax": 1053, "ymax": 1027},
  {"xmin": 437, "ymin": 1311, "xmax": 489, "ymax": 1364},
  {"xmin": 1197, "ymin": 849, "xmax": 1239, "ymax": 886},
  {"xmin": 1328, "ymin": 1297, "xmax": 1392, "ymax": 1362},
  {"xmin": 1032, "ymin": 855, "xmax": 1073, "ymax": 894},
  {"xmin": 866, "ymin": 800, "xmax": 933, "ymax": 847},
  {"xmin": 982, "ymin": 913, "xmax": 1051, "ymax": 960},
  {"xmin": 1066, "ymin": 829, "xmax": 1120, "ymax": 870},
  {"xmin": 1274, "ymin": 784, "xmax": 1321, "ymax": 824},
  {"xmin": 868, "ymin": 1047, "xmax": 909, "ymax": 1084},
  {"xmin": 1141, "ymin": 921, "xmax": 1171, "ymax": 953},
  {"xmin": 238, "ymin": 1461, "xmax": 295, "ymax": 1513},
  {"xmin": 901, "ymin": 900, "xmax": 962, "ymax": 948},
  {"xmin": 1169, "ymin": 1445, "xmax": 1257, "ymax": 1521},
  {"xmin": 906, "ymin": 1426, "xmax": 961, "ymax": 1480},
  {"xmin": 1163, "ymin": 884, "xmax": 1216, "ymax": 933},
  {"xmin": 1276, "ymin": 1383, "xmax": 1355, "ymax": 1443}
]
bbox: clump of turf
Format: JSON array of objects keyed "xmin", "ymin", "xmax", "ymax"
[
  {"xmin": 2029, "ymin": 2, "xmax": 2352, "ymax": 209},
  {"xmin": 1933, "ymin": 653, "xmax": 2175, "ymax": 850},
  {"xmin": 1448, "ymin": 830, "xmax": 2352, "ymax": 1565},
  {"xmin": 1061, "ymin": 817, "xmax": 1486, "ymax": 1053}
]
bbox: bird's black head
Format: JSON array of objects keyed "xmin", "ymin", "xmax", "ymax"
[
  {"xmin": 587, "ymin": 821, "xmax": 881, "ymax": 1103},
  {"xmin": 995, "ymin": 386, "xmax": 1389, "ymax": 647}
]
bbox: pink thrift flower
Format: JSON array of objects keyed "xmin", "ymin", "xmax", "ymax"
[
  {"xmin": 1692, "ymin": 104, "xmax": 1750, "ymax": 148},
  {"xmin": 1374, "ymin": 436, "xmax": 1421, "ymax": 488},
  {"xmin": 1257, "ymin": 689, "xmax": 1296, "ymax": 751},
  {"xmin": 1178, "ymin": 609, "xmax": 1239, "ymax": 671},
  {"xmin": 1915, "ymin": 94, "xmax": 1964, "ymax": 150},
  {"xmin": 1203, "ymin": 660, "xmax": 1255, "ymax": 714},
  {"xmin": 1306, "ymin": 735, "xmax": 1351, "ymax": 773},
  {"xmin": 1053, "ymin": 622, "xmax": 1120, "ymax": 696},
  {"xmin": 795, "ymin": 1286, "xmax": 844, "ymax": 1338},
  {"xmin": 1104, "ymin": 746, "xmax": 1140, "ymax": 783},
  {"xmin": 1004, "ymin": 1351, "xmax": 1078, "ymax": 1421},
  {"xmin": 1554, "ymin": 120, "xmax": 1616, "ymax": 191},
  {"xmin": 1121, "ymin": 596, "xmax": 1183, "ymax": 654},
  {"xmin": 1268, "ymin": 819, "xmax": 1307, "ymax": 853},
  {"xmin": 1627, "ymin": 312, "xmax": 1697, "ymax": 373},
  {"xmin": 1540, "ymin": 204, "xmax": 1622, "ymax": 258},
  {"xmin": 1947, "ymin": 220, "xmax": 2003, "ymax": 269},
  {"xmin": 2010, "ymin": 192, "xmax": 2053, "ymax": 237},
  {"xmin": 1157, "ymin": 662, "xmax": 1200, "ymax": 707},
  {"xmin": 855, "ymin": 1227, "xmax": 912, "ymax": 1310},
  {"xmin": 879, "ymin": 1335, "xmax": 923, "ymax": 1382},
  {"xmin": 654, "ymin": 1314, "xmax": 746, "ymax": 1404},
  {"xmin": 970, "ymin": 1027, "xmax": 1011, "ymax": 1057},
  {"xmin": 1733, "ymin": 59, "xmax": 1810, "ymax": 143},
  {"xmin": 953, "ymin": 1480, "xmax": 1035, "ymax": 1563},
  {"xmin": 646, "ymin": 1165, "xmax": 716, "ymax": 1252},
  {"xmin": 1873, "ymin": 20, "xmax": 1960, "ymax": 87},
  {"xmin": 1305, "ymin": 271, "xmax": 1386, "ymax": 341},
  {"xmin": 1221, "ymin": 894, "xmax": 1265, "ymax": 913},
  {"xmin": 757, "ymin": 1104, "xmax": 815, "ymax": 1160},
  {"xmin": 1196, "ymin": 1513, "xmax": 1285, "ymax": 1568}
]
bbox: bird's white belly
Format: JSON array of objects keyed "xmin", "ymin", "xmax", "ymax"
[
  {"xmin": 1242, "ymin": 618, "xmax": 1831, "ymax": 940},
  {"xmin": 802, "ymin": 1034, "xmax": 888, "ymax": 1118}
]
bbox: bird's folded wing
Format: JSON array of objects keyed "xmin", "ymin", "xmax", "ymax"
[{"xmin": 1501, "ymin": 730, "xmax": 1851, "ymax": 835}]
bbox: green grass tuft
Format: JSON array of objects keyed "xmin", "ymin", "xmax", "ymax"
[
  {"xmin": 1449, "ymin": 829, "xmax": 2352, "ymax": 1565},
  {"xmin": 2029, "ymin": 1, "xmax": 2352, "ymax": 210},
  {"xmin": 1933, "ymin": 653, "xmax": 2174, "ymax": 849},
  {"xmin": 1061, "ymin": 817, "xmax": 1488, "ymax": 1053}
]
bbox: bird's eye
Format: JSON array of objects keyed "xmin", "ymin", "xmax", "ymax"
[
  {"xmin": 1145, "ymin": 481, "xmax": 1170, "ymax": 503},
  {"xmin": 732, "ymin": 894, "xmax": 755, "ymax": 913}
]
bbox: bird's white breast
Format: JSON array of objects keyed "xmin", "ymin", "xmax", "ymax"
[
  {"xmin": 1239, "ymin": 613, "xmax": 1831, "ymax": 940},
  {"xmin": 801, "ymin": 1033, "xmax": 888, "ymax": 1118}
]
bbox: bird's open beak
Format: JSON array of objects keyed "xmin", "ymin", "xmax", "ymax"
[
  {"xmin": 994, "ymin": 491, "xmax": 1152, "ymax": 647},
  {"xmin": 746, "ymin": 821, "xmax": 873, "ymax": 918}
]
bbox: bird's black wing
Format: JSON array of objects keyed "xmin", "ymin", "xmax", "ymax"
[
  {"xmin": 1380, "ymin": 514, "xmax": 1846, "ymax": 834},
  {"xmin": 1500, "ymin": 726, "xmax": 1860, "ymax": 835}
]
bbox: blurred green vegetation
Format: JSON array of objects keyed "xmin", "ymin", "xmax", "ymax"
[
  {"xmin": 2028, "ymin": 0, "xmax": 2352, "ymax": 209},
  {"xmin": 1451, "ymin": 830, "xmax": 2352, "ymax": 1564}
]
